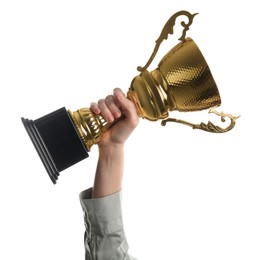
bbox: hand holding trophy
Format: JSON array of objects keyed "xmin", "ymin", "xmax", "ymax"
[{"xmin": 21, "ymin": 11, "xmax": 239, "ymax": 184}]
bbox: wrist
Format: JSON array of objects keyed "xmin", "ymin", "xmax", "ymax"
[{"xmin": 98, "ymin": 143, "xmax": 124, "ymax": 157}]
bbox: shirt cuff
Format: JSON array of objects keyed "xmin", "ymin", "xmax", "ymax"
[{"xmin": 79, "ymin": 188, "xmax": 123, "ymax": 237}]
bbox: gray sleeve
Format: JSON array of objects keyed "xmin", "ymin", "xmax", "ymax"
[{"xmin": 79, "ymin": 188, "xmax": 137, "ymax": 260}]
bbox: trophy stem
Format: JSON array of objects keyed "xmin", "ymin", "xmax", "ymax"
[{"xmin": 69, "ymin": 108, "xmax": 121, "ymax": 151}]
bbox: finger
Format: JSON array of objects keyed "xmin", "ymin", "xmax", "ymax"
[
  {"xmin": 113, "ymin": 88, "xmax": 139, "ymax": 127},
  {"xmin": 105, "ymin": 95, "xmax": 122, "ymax": 119},
  {"xmin": 98, "ymin": 99, "xmax": 114, "ymax": 122},
  {"xmin": 90, "ymin": 102, "xmax": 100, "ymax": 115}
]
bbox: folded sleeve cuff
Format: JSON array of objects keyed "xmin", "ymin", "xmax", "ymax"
[{"xmin": 79, "ymin": 188, "xmax": 123, "ymax": 236}]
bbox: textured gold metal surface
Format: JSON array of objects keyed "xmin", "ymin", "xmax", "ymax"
[{"xmin": 158, "ymin": 37, "xmax": 221, "ymax": 112}]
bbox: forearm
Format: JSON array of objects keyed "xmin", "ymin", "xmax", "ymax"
[{"xmin": 92, "ymin": 144, "xmax": 124, "ymax": 198}]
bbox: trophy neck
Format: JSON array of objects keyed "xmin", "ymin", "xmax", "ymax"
[{"xmin": 127, "ymin": 69, "xmax": 172, "ymax": 121}]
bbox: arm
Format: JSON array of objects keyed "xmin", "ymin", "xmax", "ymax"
[
  {"xmin": 79, "ymin": 88, "xmax": 139, "ymax": 260},
  {"xmin": 91, "ymin": 87, "xmax": 139, "ymax": 198}
]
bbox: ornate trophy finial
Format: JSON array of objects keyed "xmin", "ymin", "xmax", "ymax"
[{"xmin": 21, "ymin": 11, "xmax": 239, "ymax": 184}]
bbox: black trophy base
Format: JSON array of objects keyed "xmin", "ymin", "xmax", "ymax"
[{"xmin": 21, "ymin": 107, "xmax": 89, "ymax": 184}]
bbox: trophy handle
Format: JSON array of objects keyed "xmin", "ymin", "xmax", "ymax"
[
  {"xmin": 161, "ymin": 109, "xmax": 240, "ymax": 133},
  {"xmin": 137, "ymin": 10, "xmax": 198, "ymax": 72}
]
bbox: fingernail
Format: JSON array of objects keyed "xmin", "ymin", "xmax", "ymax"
[
  {"xmin": 114, "ymin": 110, "xmax": 121, "ymax": 118},
  {"xmin": 107, "ymin": 115, "xmax": 114, "ymax": 122}
]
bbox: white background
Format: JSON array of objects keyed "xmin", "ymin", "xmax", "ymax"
[{"xmin": 1, "ymin": 1, "xmax": 260, "ymax": 259}]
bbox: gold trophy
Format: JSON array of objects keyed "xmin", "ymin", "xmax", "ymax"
[{"xmin": 21, "ymin": 11, "xmax": 239, "ymax": 184}]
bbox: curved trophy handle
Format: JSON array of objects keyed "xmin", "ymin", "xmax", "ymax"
[
  {"xmin": 137, "ymin": 10, "xmax": 198, "ymax": 72},
  {"xmin": 161, "ymin": 109, "xmax": 240, "ymax": 133}
]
